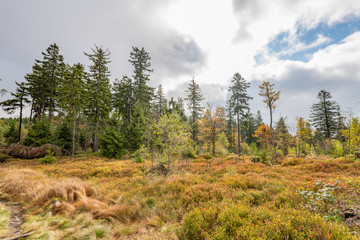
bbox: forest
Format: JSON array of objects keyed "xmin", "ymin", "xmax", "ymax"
[
  {"xmin": 1, "ymin": 43, "xmax": 358, "ymax": 161},
  {"xmin": 0, "ymin": 43, "xmax": 360, "ymax": 239}
]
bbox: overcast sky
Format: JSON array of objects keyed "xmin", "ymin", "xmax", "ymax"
[{"xmin": 1, "ymin": 0, "xmax": 360, "ymax": 126}]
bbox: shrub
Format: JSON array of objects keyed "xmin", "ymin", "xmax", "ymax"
[
  {"xmin": 99, "ymin": 127, "xmax": 124, "ymax": 159},
  {"xmin": 182, "ymin": 148, "xmax": 196, "ymax": 159},
  {"xmin": 39, "ymin": 148, "xmax": 56, "ymax": 164},
  {"xmin": 281, "ymin": 157, "xmax": 306, "ymax": 166}
]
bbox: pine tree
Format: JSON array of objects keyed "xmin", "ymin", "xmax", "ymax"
[
  {"xmin": 310, "ymin": 90, "xmax": 340, "ymax": 139},
  {"xmin": 84, "ymin": 46, "xmax": 112, "ymax": 152},
  {"xmin": 58, "ymin": 63, "xmax": 87, "ymax": 155},
  {"xmin": 274, "ymin": 117, "xmax": 291, "ymax": 155},
  {"xmin": 228, "ymin": 73, "xmax": 252, "ymax": 155},
  {"xmin": 112, "ymin": 75, "xmax": 134, "ymax": 126},
  {"xmin": 26, "ymin": 43, "xmax": 65, "ymax": 119},
  {"xmin": 185, "ymin": 77, "xmax": 204, "ymax": 144},
  {"xmin": 167, "ymin": 97, "xmax": 187, "ymax": 122},
  {"xmin": 154, "ymin": 84, "xmax": 167, "ymax": 120},
  {"xmin": 128, "ymin": 46, "xmax": 154, "ymax": 111},
  {"xmin": 0, "ymin": 81, "xmax": 30, "ymax": 143}
]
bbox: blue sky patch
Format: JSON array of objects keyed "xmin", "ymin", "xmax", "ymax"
[{"xmin": 256, "ymin": 17, "xmax": 360, "ymax": 64}]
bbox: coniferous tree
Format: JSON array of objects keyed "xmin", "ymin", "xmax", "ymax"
[
  {"xmin": 310, "ymin": 90, "xmax": 340, "ymax": 139},
  {"xmin": 154, "ymin": 84, "xmax": 167, "ymax": 120},
  {"xmin": 129, "ymin": 46, "xmax": 154, "ymax": 112},
  {"xmin": 58, "ymin": 63, "xmax": 87, "ymax": 155},
  {"xmin": 185, "ymin": 77, "xmax": 204, "ymax": 144},
  {"xmin": 26, "ymin": 43, "xmax": 65, "ymax": 120},
  {"xmin": 167, "ymin": 97, "xmax": 187, "ymax": 122},
  {"xmin": 228, "ymin": 73, "xmax": 252, "ymax": 155},
  {"xmin": 274, "ymin": 117, "xmax": 291, "ymax": 156},
  {"xmin": 0, "ymin": 81, "xmax": 30, "ymax": 143},
  {"xmin": 112, "ymin": 75, "xmax": 134, "ymax": 126},
  {"xmin": 84, "ymin": 46, "xmax": 112, "ymax": 152}
]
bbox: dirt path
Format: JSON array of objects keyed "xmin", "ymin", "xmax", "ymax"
[{"xmin": 0, "ymin": 200, "xmax": 25, "ymax": 239}]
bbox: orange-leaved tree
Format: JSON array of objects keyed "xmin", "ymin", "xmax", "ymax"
[
  {"xmin": 253, "ymin": 124, "xmax": 271, "ymax": 149},
  {"xmin": 199, "ymin": 104, "xmax": 226, "ymax": 154}
]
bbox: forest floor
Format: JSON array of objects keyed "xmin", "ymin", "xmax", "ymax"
[{"xmin": 0, "ymin": 154, "xmax": 360, "ymax": 239}]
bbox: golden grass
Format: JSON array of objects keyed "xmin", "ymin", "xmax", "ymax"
[{"xmin": 1, "ymin": 155, "xmax": 360, "ymax": 239}]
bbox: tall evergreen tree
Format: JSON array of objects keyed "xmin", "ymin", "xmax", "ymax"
[
  {"xmin": 84, "ymin": 46, "xmax": 112, "ymax": 152},
  {"xmin": 128, "ymin": 46, "xmax": 154, "ymax": 111},
  {"xmin": 275, "ymin": 117, "xmax": 291, "ymax": 155},
  {"xmin": 26, "ymin": 43, "xmax": 65, "ymax": 120},
  {"xmin": 167, "ymin": 97, "xmax": 187, "ymax": 122},
  {"xmin": 153, "ymin": 84, "xmax": 167, "ymax": 120},
  {"xmin": 112, "ymin": 75, "xmax": 134, "ymax": 126},
  {"xmin": 310, "ymin": 90, "xmax": 340, "ymax": 138},
  {"xmin": 185, "ymin": 77, "xmax": 204, "ymax": 144},
  {"xmin": 228, "ymin": 73, "xmax": 252, "ymax": 155},
  {"xmin": 0, "ymin": 81, "xmax": 30, "ymax": 143},
  {"xmin": 58, "ymin": 63, "xmax": 87, "ymax": 155}
]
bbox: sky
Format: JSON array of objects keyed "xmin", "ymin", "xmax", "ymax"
[{"xmin": 1, "ymin": 0, "xmax": 360, "ymax": 127}]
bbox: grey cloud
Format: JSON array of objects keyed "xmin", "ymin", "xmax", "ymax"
[{"xmin": 0, "ymin": 0, "xmax": 207, "ymax": 105}]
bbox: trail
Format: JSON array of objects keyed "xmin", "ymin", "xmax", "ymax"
[{"xmin": 0, "ymin": 199, "xmax": 31, "ymax": 240}]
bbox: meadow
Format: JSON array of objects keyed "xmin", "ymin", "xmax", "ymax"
[{"xmin": 0, "ymin": 154, "xmax": 360, "ymax": 239}]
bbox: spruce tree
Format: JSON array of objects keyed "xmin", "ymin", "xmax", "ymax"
[
  {"xmin": 228, "ymin": 73, "xmax": 252, "ymax": 155},
  {"xmin": 128, "ymin": 46, "xmax": 154, "ymax": 112},
  {"xmin": 185, "ymin": 77, "xmax": 204, "ymax": 144},
  {"xmin": 0, "ymin": 81, "xmax": 30, "ymax": 143},
  {"xmin": 84, "ymin": 46, "xmax": 112, "ymax": 152},
  {"xmin": 154, "ymin": 84, "xmax": 167, "ymax": 120},
  {"xmin": 275, "ymin": 117, "xmax": 291, "ymax": 155},
  {"xmin": 310, "ymin": 90, "xmax": 340, "ymax": 139},
  {"xmin": 112, "ymin": 75, "xmax": 134, "ymax": 126},
  {"xmin": 58, "ymin": 63, "xmax": 87, "ymax": 155},
  {"xmin": 26, "ymin": 43, "xmax": 65, "ymax": 119}
]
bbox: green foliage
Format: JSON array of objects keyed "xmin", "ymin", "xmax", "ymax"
[
  {"xmin": 26, "ymin": 43, "xmax": 65, "ymax": 119},
  {"xmin": 182, "ymin": 148, "xmax": 196, "ymax": 159},
  {"xmin": 178, "ymin": 202, "xmax": 354, "ymax": 240},
  {"xmin": 332, "ymin": 140, "xmax": 344, "ymax": 157},
  {"xmin": 256, "ymin": 149, "xmax": 269, "ymax": 165},
  {"xmin": 26, "ymin": 117, "xmax": 52, "ymax": 146},
  {"xmin": 3, "ymin": 121, "xmax": 18, "ymax": 144},
  {"xmin": 56, "ymin": 122, "xmax": 72, "ymax": 151},
  {"xmin": 145, "ymin": 197, "xmax": 156, "ymax": 209},
  {"xmin": 84, "ymin": 45, "xmax": 112, "ymax": 152},
  {"xmin": 39, "ymin": 148, "xmax": 56, "ymax": 164},
  {"xmin": 310, "ymin": 90, "xmax": 341, "ymax": 139},
  {"xmin": 99, "ymin": 117, "xmax": 124, "ymax": 159},
  {"xmin": 133, "ymin": 145, "xmax": 148, "ymax": 163},
  {"xmin": 185, "ymin": 77, "xmax": 204, "ymax": 143},
  {"xmin": 152, "ymin": 112, "xmax": 192, "ymax": 165}
]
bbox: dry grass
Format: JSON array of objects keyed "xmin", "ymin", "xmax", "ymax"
[{"xmin": 1, "ymin": 155, "xmax": 360, "ymax": 239}]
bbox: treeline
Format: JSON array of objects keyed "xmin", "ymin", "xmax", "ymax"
[{"xmin": 0, "ymin": 43, "xmax": 359, "ymax": 163}]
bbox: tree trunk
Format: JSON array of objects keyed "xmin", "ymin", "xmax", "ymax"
[
  {"xmin": 237, "ymin": 112, "xmax": 241, "ymax": 156},
  {"xmin": 18, "ymin": 104, "xmax": 23, "ymax": 143},
  {"xmin": 72, "ymin": 118, "xmax": 76, "ymax": 156}
]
